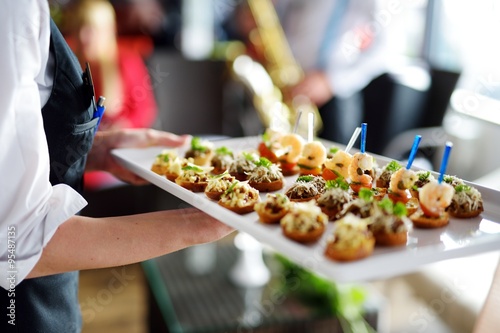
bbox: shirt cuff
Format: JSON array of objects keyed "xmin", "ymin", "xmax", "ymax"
[{"xmin": 0, "ymin": 184, "xmax": 87, "ymax": 290}]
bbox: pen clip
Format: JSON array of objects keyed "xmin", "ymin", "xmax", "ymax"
[
  {"xmin": 83, "ymin": 62, "xmax": 97, "ymax": 113},
  {"xmin": 97, "ymin": 96, "xmax": 106, "ymax": 108}
]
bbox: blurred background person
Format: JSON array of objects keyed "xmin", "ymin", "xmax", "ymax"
[
  {"xmin": 62, "ymin": 0, "xmax": 158, "ymax": 190},
  {"xmin": 223, "ymin": 0, "xmax": 392, "ymax": 149},
  {"xmin": 110, "ymin": 0, "xmax": 181, "ymax": 49}
]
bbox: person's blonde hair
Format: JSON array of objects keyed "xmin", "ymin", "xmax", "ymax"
[{"xmin": 62, "ymin": 0, "xmax": 116, "ymax": 35}]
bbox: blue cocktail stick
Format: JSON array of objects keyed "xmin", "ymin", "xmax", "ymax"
[
  {"xmin": 406, "ymin": 135, "xmax": 422, "ymax": 169},
  {"xmin": 360, "ymin": 123, "xmax": 367, "ymax": 153},
  {"xmin": 438, "ymin": 142, "xmax": 453, "ymax": 184}
]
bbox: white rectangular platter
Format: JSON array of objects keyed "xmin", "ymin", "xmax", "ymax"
[{"xmin": 112, "ymin": 136, "xmax": 500, "ymax": 283}]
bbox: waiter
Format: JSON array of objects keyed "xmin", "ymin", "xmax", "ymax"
[{"xmin": 0, "ymin": 1, "xmax": 233, "ymax": 331}]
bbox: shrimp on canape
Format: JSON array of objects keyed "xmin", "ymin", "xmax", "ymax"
[
  {"xmin": 258, "ymin": 128, "xmax": 283, "ymax": 163},
  {"xmin": 298, "ymin": 141, "xmax": 327, "ymax": 176},
  {"xmin": 388, "ymin": 168, "xmax": 418, "ymax": 204},
  {"xmin": 419, "ymin": 182, "xmax": 454, "ymax": 217},
  {"xmin": 348, "ymin": 152, "xmax": 374, "ymax": 193},
  {"xmin": 410, "ymin": 181, "xmax": 454, "ymax": 228},
  {"xmin": 323, "ymin": 150, "xmax": 353, "ymax": 180},
  {"xmin": 279, "ymin": 133, "xmax": 304, "ymax": 163},
  {"xmin": 277, "ymin": 133, "xmax": 304, "ymax": 175}
]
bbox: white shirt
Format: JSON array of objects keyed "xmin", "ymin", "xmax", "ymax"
[
  {"xmin": 0, "ymin": 0, "xmax": 87, "ymax": 290},
  {"xmin": 278, "ymin": 0, "xmax": 389, "ymax": 98}
]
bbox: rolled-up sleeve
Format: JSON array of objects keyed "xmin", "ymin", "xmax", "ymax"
[{"xmin": 0, "ymin": 0, "xmax": 87, "ymax": 290}]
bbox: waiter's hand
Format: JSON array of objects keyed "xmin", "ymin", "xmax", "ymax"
[
  {"xmin": 288, "ymin": 71, "xmax": 334, "ymax": 107},
  {"xmin": 86, "ymin": 128, "xmax": 190, "ymax": 185}
]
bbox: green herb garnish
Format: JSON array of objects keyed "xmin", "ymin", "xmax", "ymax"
[
  {"xmin": 210, "ymin": 170, "xmax": 229, "ymax": 179},
  {"xmin": 455, "ymin": 184, "xmax": 471, "ymax": 193},
  {"xmin": 182, "ymin": 164, "xmax": 204, "ymax": 173},
  {"xmin": 443, "ymin": 175, "xmax": 454, "ymax": 184},
  {"xmin": 297, "ymin": 163, "xmax": 314, "ymax": 170},
  {"xmin": 242, "ymin": 152, "xmax": 257, "ymax": 162},
  {"xmin": 191, "ymin": 136, "xmax": 208, "ymax": 152},
  {"xmin": 378, "ymin": 198, "xmax": 407, "ymax": 217},
  {"xmin": 255, "ymin": 157, "xmax": 272, "ymax": 168},
  {"xmin": 224, "ymin": 181, "xmax": 239, "ymax": 195},
  {"xmin": 215, "ymin": 146, "xmax": 232, "ymax": 156},
  {"xmin": 393, "ymin": 202, "xmax": 408, "ymax": 217},
  {"xmin": 418, "ymin": 171, "xmax": 431, "ymax": 181},
  {"xmin": 325, "ymin": 178, "xmax": 349, "ymax": 191},
  {"xmin": 358, "ymin": 188, "xmax": 374, "ymax": 202},
  {"xmin": 329, "ymin": 147, "xmax": 339, "ymax": 154},
  {"xmin": 378, "ymin": 198, "xmax": 393, "ymax": 213},
  {"xmin": 296, "ymin": 175, "xmax": 315, "ymax": 182},
  {"xmin": 385, "ymin": 160, "xmax": 402, "ymax": 172},
  {"xmin": 261, "ymin": 131, "xmax": 270, "ymax": 143},
  {"xmin": 157, "ymin": 153, "xmax": 171, "ymax": 163}
]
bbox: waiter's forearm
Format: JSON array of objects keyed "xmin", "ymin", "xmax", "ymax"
[{"xmin": 26, "ymin": 208, "xmax": 233, "ymax": 279}]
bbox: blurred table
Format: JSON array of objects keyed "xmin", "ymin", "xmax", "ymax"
[{"xmin": 142, "ymin": 239, "xmax": 381, "ymax": 333}]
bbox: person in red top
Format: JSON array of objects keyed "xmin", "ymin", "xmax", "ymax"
[
  {"xmin": 93, "ymin": 48, "xmax": 157, "ymax": 131},
  {"xmin": 63, "ymin": 0, "xmax": 158, "ymax": 189}
]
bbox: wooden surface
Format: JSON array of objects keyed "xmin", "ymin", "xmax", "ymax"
[{"xmin": 79, "ymin": 264, "xmax": 148, "ymax": 333}]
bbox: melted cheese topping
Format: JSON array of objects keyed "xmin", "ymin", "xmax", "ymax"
[
  {"xmin": 153, "ymin": 149, "xmax": 178, "ymax": 166},
  {"xmin": 248, "ymin": 164, "xmax": 284, "ymax": 183},
  {"xmin": 228, "ymin": 154, "xmax": 258, "ymax": 175},
  {"xmin": 328, "ymin": 214, "xmax": 371, "ymax": 250},
  {"xmin": 285, "ymin": 181, "xmax": 319, "ymax": 199},
  {"xmin": 339, "ymin": 198, "xmax": 373, "ymax": 219},
  {"xmin": 317, "ymin": 188, "xmax": 353, "ymax": 208},
  {"xmin": 219, "ymin": 181, "xmax": 260, "ymax": 207},
  {"xmin": 280, "ymin": 201, "xmax": 328, "ymax": 233},
  {"xmin": 285, "ymin": 176, "xmax": 325, "ymax": 200},
  {"xmin": 167, "ymin": 157, "xmax": 192, "ymax": 177},
  {"xmin": 151, "ymin": 149, "xmax": 178, "ymax": 174},
  {"xmin": 211, "ymin": 154, "xmax": 234, "ymax": 170},
  {"xmin": 414, "ymin": 170, "xmax": 435, "ymax": 188},
  {"xmin": 205, "ymin": 173, "xmax": 236, "ymax": 192},
  {"xmin": 370, "ymin": 207, "xmax": 412, "ymax": 234},
  {"xmin": 444, "ymin": 175, "xmax": 465, "ymax": 188},
  {"xmin": 453, "ymin": 186, "xmax": 483, "ymax": 211},
  {"xmin": 254, "ymin": 193, "xmax": 291, "ymax": 215},
  {"xmin": 176, "ymin": 165, "xmax": 211, "ymax": 183}
]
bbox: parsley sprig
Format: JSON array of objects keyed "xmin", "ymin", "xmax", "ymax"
[
  {"xmin": 377, "ymin": 198, "xmax": 407, "ymax": 217},
  {"xmin": 255, "ymin": 157, "xmax": 272, "ymax": 168},
  {"xmin": 296, "ymin": 175, "xmax": 315, "ymax": 182},
  {"xmin": 191, "ymin": 136, "xmax": 208, "ymax": 152},
  {"xmin": 455, "ymin": 184, "xmax": 471, "ymax": 193},
  {"xmin": 385, "ymin": 160, "xmax": 402, "ymax": 172},
  {"xmin": 215, "ymin": 146, "xmax": 232, "ymax": 156},
  {"xmin": 358, "ymin": 188, "xmax": 374, "ymax": 202},
  {"xmin": 325, "ymin": 178, "xmax": 349, "ymax": 191},
  {"xmin": 182, "ymin": 164, "xmax": 204, "ymax": 173}
]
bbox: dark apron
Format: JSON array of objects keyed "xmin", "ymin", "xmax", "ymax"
[{"xmin": 1, "ymin": 20, "xmax": 96, "ymax": 332}]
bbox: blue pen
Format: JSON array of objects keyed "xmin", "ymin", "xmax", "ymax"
[{"xmin": 94, "ymin": 96, "xmax": 106, "ymax": 132}]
